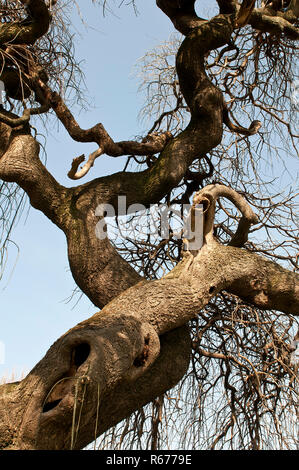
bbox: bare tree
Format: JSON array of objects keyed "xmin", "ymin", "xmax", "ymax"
[{"xmin": 0, "ymin": 0, "xmax": 298, "ymax": 450}]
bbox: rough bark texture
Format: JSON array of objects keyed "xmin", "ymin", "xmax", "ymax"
[
  {"xmin": 0, "ymin": 0, "xmax": 50, "ymax": 46},
  {"xmin": 0, "ymin": 0, "xmax": 298, "ymax": 450}
]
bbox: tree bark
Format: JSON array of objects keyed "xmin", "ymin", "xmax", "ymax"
[
  {"xmin": 0, "ymin": 0, "xmax": 50, "ymax": 46},
  {"xmin": 0, "ymin": 233, "xmax": 297, "ymax": 449},
  {"xmin": 0, "ymin": 1, "xmax": 298, "ymax": 450}
]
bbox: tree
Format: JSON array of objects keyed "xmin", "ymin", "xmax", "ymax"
[{"xmin": 0, "ymin": 0, "xmax": 298, "ymax": 450}]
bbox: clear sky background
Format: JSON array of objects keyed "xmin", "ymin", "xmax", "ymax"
[{"xmin": 0, "ymin": 1, "xmax": 298, "ymax": 381}]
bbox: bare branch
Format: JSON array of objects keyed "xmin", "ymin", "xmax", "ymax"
[
  {"xmin": 0, "ymin": 107, "xmax": 30, "ymax": 127},
  {"xmin": 33, "ymin": 78, "xmax": 174, "ymax": 160},
  {"xmin": 223, "ymin": 105, "xmax": 262, "ymax": 135}
]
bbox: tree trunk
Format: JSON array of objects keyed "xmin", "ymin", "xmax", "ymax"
[{"xmin": 0, "ymin": 1, "xmax": 298, "ymax": 449}]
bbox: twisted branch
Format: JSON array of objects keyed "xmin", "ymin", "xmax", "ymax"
[{"xmin": 193, "ymin": 184, "xmax": 259, "ymax": 246}]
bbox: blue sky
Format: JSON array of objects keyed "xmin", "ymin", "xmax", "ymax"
[{"xmin": 0, "ymin": 1, "xmax": 175, "ymax": 379}]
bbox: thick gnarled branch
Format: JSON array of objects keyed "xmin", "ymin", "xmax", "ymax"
[
  {"xmin": 1, "ymin": 214, "xmax": 297, "ymax": 449},
  {"xmin": 0, "ymin": 107, "xmax": 31, "ymax": 127},
  {"xmin": 0, "ymin": 323, "xmax": 191, "ymax": 450},
  {"xmin": 193, "ymin": 184, "xmax": 259, "ymax": 246},
  {"xmin": 249, "ymin": 7, "xmax": 299, "ymax": 38},
  {"xmin": 0, "ymin": 9, "xmax": 276, "ymax": 324}
]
